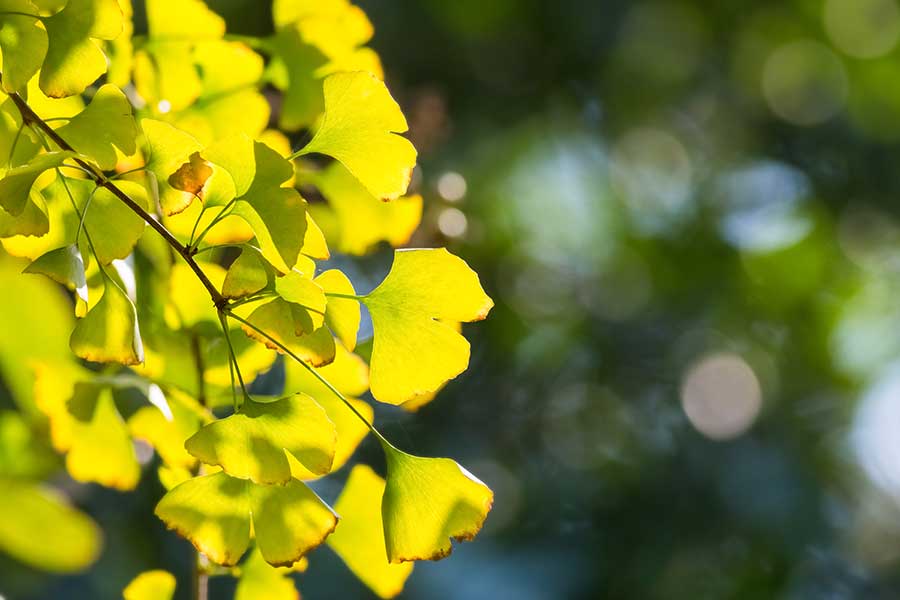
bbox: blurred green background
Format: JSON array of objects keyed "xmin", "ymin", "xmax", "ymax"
[{"xmin": 10, "ymin": 0, "xmax": 900, "ymax": 597}]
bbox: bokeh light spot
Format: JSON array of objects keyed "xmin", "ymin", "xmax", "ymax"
[
  {"xmin": 824, "ymin": 0, "xmax": 900, "ymax": 59},
  {"xmin": 762, "ymin": 40, "xmax": 848, "ymax": 126},
  {"xmin": 438, "ymin": 207, "xmax": 469, "ymax": 238},
  {"xmin": 437, "ymin": 171, "xmax": 467, "ymax": 202},
  {"xmin": 680, "ymin": 353, "xmax": 762, "ymax": 441}
]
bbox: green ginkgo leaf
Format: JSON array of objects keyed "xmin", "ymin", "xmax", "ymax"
[
  {"xmin": 142, "ymin": 118, "xmax": 204, "ymax": 216},
  {"xmin": 65, "ymin": 383, "xmax": 140, "ymax": 490},
  {"xmin": 40, "ymin": 0, "xmax": 123, "ymax": 97},
  {"xmin": 24, "ymin": 244, "xmax": 88, "ymax": 303},
  {"xmin": 0, "ymin": 151, "xmax": 73, "ymax": 216},
  {"xmin": 235, "ymin": 546, "xmax": 303, "ymax": 600},
  {"xmin": 64, "ymin": 178, "xmax": 148, "ymax": 264},
  {"xmin": 328, "ymin": 464, "xmax": 414, "ymax": 598},
  {"xmin": 0, "ymin": 190, "xmax": 49, "ymax": 237},
  {"xmin": 362, "ymin": 249, "xmax": 493, "ymax": 404},
  {"xmin": 316, "ymin": 269, "xmax": 360, "ymax": 350},
  {"xmin": 222, "ymin": 249, "xmax": 270, "ymax": 299},
  {"xmin": 0, "ymin": 0, "xmax": 48, "ymax": 93},
  {"xmin": 275, "ymin": 271, "xmax": 326, "ymax": 333},
  {"xmin": 185, "ymin": 393, "xmax": 336, "ymax": 484},
  {"xmin": 241, "ymin": 298, "xmax": 336, "ymax": 366},
  {"xmin": 380, "ymin": 443, "xmax": 493, "ymax": 563},
  {"xmin": 0, "ymin": 478, "xmax": 101, "ymax": 572},
  {"xmin": 56, "ymin": 84, "xmax": 137, "ymax": 170},
  {"xmin": 128, "ymin": 389, "xmax": 202, "ymax": 470},
  {"xmin": 312, "ymin": 161, "xmax": 422, "ymax": 256},
  {"xmin": 155, "ymin": 471, "xmax": 338, "ymax": 567},
  {"xmin": 123, "ymin": 570, "xmax": 176, "ymax": 600},
  {"xmin": 70, "ymin": 274, "xmax": 144, "ymax": 365},
  {"xmin": 297, "ymin": 71, "xmax": 416, "ymax": 200}
]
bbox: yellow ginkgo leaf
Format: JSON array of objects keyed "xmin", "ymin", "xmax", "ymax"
[
  {"xmin": 301, "ymin": 211, "xmax": 330, "ymax": 260},
  {"xmin": 185, "ymin": 393, "xmax": 336, "ymax": 484},
  {"xmin": 312, "ymin": 162, "xmax": 422, "ymax": 255},
  {"xmin": 123, "ymin": 570, "xmax": 176, "ymax": 600},
  {"xmin": 0, "ymin": 0, "xmax": 49, "ymax": 93},
  {"xmin": 155, "ymin": 471, "xmax": 338, "ymax": 567},
  {"xmin": 142, "ymin": 118, "xmax": 204, "ymax": 216},
  {"xmin": 362, "ymin": 249, "xmax": 492, "ymax": 404},
  {"xmin": 239, "ymin": 298, "xmax": 336, "ymax": 367},
  {"xmin": 297, "ymin": 71, "xmax": 417, "ymax": 200},
  {"xmin": 286, "ymin": 342, "xmax": 371, "ymax": 478},
  {"xmin": 56, "ymin": 84, "xmax": 137, "ymax": 170},
  {"xmin": 380, "ymin": 444, "xmax": 493, "ymax": 562},
  {"xmin": 70, "ymin": 274, "xmax": 144, "ymax": 366},
  {"xmin": 128, "ymin": 391, "xmax": 202, "ymax": 470},
  {"xmin": 275, "ymin": 271, "xmax": 327, "ymax": 333},
  {"xmin": 399, "ymin": 321, "xmax": 462, "ymax": 413},
  {"xmin": 222, "ymin": 249, "xmax": 270, "ymax": 299},
  {"xmin": 0, "ymin": 478, "xmax": 101, "ymax": 573},
  {"xmin": 66, "ymin": 384, "xmax": 140, "ymax": 490},
  {"xmin": 315, "ymin": 269, "xmax": 360, "ymax": 350},
  {"xmin": 328, "ymin": 465, "xmax": 413, "ymax": 598},
  {"xmin": 235, "ymin": 546, "xmax": 305, "ymax": 600},
  {"xmin": 0, "ymin": 151, "xmax": 73, "ymax": 216}
]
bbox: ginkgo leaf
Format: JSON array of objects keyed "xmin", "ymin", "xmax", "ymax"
[
  {"xmin": 328, "ymin": 465, "xmax": 413, "ymax": 598},
  {"xmin": 155, "ymin": 471, "xmax": 338, "ymax": 566},
  {"xmin": 165, "ymin": 262, "xmax": 224, "ymax": 329},
  {"xmin": 298, "ymin": 71, "xmax": 416, "ymax": 200},
  {"xmin": 40, "ymin": 0, "xmax": 123, "ymax": 97},
  {"xmin": 66, "ymin": 384, "xmax": 140, "ymax": 490},
  {"xmin": 316, "ymin": 269, "xmax": 359, "ymax": 350},
  {"xmin": 142, "ymin": 118, "xmax": 204, "ymax": 216},
  {"xmin": 65, "ymin": 178, "xmax": 148, "ymax": 264},
  {"xmin": 275, "ymin": 271, "xmax": 327, "ymax": 332},
  {"xmin": 0, "ymin": 1, "xmax": 48, "ymax": 93},
  {"xmin": 301, "ymin": 211, "xmax": 329, "ymax": 259},
  {"xmin": 222, "ymin": 249, "xmax": 270, "ymax": 299},
  {"xmin": 240, "ymin": 298, "xmax": 336, "ymax": 366},
  {"xmin": 312, "ymin": 162, "xmax": 422, "ymax": 255},
  {"xmin": 128, "ymin": 391, "xmax": 202, "ymax": 470},
  {"xmin": 123, "ymin": 570, "xmax": 176, "ymax": 600},
  {"xmin": 24, "ymin": 244, "xmax": 88, "ymax": 303},
  {"xmin": 235, "ymin": 546, "xmax": 303, "ymax": 600},
  {"xmin": 362, "ymin": 249, "xmax": 493, "ymax": 404},
  {"xmin": 185, "ymin": 393, "xmax": 336, "ymax": 484},
  {"xmin": 0, "ymin": 186, "xmax": 49, "ymax": 237},
  {"xmin": 70, "ymin": 274, "xmax": 144, "ymax": 365},
  {"xmin": 380, "ymin": 444, "xmax": 493, "ymax": 562},
  {"xmin": 0, "ymin": 478, "xmax": 101, "ymax": 572},
  {"xmin": 286, "ymin": 343, "xmax": 371, "ymax": 478},
  {"xmin": 56, "ymin": 84, "xmax": 137, "ymax": 170},
  {"xmin": 0, "ymin": 151, "xmax": 73, "ymax": 216},
  {"xmin": 167, "ymin": 152, "xmax": 211, "ymax": 197},
  {"xmin": 0, "ymin": 97, "xmax": 41, "ymax": 168},
  {"xmin": 104, "ymin": 0, "xmax": 133, "ymax": 88}
]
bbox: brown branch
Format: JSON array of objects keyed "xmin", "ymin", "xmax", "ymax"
[{"xmin": 2, "ymin": 79, "xmax": 227, "ymax": 309}]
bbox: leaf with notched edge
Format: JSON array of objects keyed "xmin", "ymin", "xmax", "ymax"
[
  {"xmin": 70, "ymin": 275, "xmax": 143, "ymax": 366},
  {"xmin": 155, "ymin": 471, "xmax": 338, "ymax": 567},
  {"xmin": 142, "ymin": 118, "xmax": 204, "ymax": 216},
  {"xmin": 240, "ymin": 298, "xmax": 336, "ymax": 367},
  {"xmin": 56, "ymin": 84, "xmax": 137, "ymax": 170},
  {"xmin": 185, "ymin": 393, "xmax": 336, "ymax": 484},
  {"xmin": 380, "ymin": 443, "xmax": 493, "ymax": 563},
  {"xmin": 297, "ymin": 72, "xmax": 416, "ymax": 200},
  {"xmin": 362, "ymin": 249, "xmax": 493, "ymax": 404}
]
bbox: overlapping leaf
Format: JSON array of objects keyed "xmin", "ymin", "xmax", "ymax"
[
  {"xmin": 185, "ymin": 393, "xmax": 336, "ymax": 484},
  {"xmin": 56, "ymin": 83, "xmax": 137, "ymax": 170},
  {"xmin": 155, "ymin": 471, "xmax": 338, "ymax": 566},
  {"xmin": 362, "ymin": 249, "xmax": 493, "ymax": 404}
]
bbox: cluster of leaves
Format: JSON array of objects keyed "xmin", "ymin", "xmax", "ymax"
[{"xmin": 0, "ymin": 0, "xmax": 494, "ymax": 597}]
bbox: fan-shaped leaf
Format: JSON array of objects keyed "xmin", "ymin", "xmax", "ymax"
[
  {"xmin": 70, "ymin": 274, "xmax": 143, "ymax": 365},
  {"xmin": 56, "ymin": 84, "xmax": 137, "ymax": 170}
]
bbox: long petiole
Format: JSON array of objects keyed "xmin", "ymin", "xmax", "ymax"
[
  {"xmin": 217, "ymin": 311, "xmax": 251, "ymax": 410},
  {"xmin": 6, "ymin": 121, "xmax": 24, "ymax": 168},
  {"xmin": 74, "ymin": 185, "xmax": 100, "ymax": 245},
  {"xmin": 189, "ymin": 199, "xmax": 236, "ymax": 251},
  {"xmin": 324, "ymin": 292, "xmax": 365, "ymax": 301},
  {"xmin": 225, "ymin": 310, "xmax": 386, "ymax": 441}
]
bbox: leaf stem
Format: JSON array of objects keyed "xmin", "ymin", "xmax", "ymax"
[
  {"xmin": 217, "ymin": 311, "xmax": 250, "ymax": 410},
  {"xmin": 324, "ymin": 292, "xmax": 365, "ymax": 301},
  {"xmin": 6, "ymin": 121, "xmax": 24, "ymax": 168},
  {"xmin": 225, "ymin": 310, "xmax": 386, "ymax": 441},
  {"xmin": 2, "ymin": 79, "xmax": 228, "ymax": 310},
  {"xmin": 189, "ymin": 198, "xmax": 236, "ymax": 251}
]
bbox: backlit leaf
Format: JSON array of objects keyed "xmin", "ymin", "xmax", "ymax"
[
  {"xmin": 0, "ymin": 478, "xmax": 101, "ymax": 572},
  {"xmin": 66, "ymin": 384, "xmax": 140, "ymax": 490},
  {"xmin": 0, "ymin": 151, "xmax": 73, "ymax": 216},
  {"xmin": 0, "ymin": 0, "xmax": 48, "ymax": 93},
  {"xmin": 298, "ymin": 72, "xmax": 416, "ymax": 200},
  {"xmin": 275, "ymin": 271, "xmax": 327, "ymax": 332},
  {"xmin": 240, "ymin": 298, "xmax": 336, "ymax": 366},
  {"xmin": 235, "ymin": 547, "xmax": 303, "ymax": 600},
  {"xmin": 316, "ymin": 269, "xmax": 359, "ymax": 350},
  {"xmin": 56, "ymin": 84, "xmax": 137, "ymax": 170},
  {"xmin": 66, "ymin": 178, "xmax": 148, "ymax": 264},
  {"xmin": 123, "ymin": 570, "xmax": 176, "ymax": 600},
  {"xmin": 155, "ymin": 471, "xmax": 338, "ymax": 566},
  {"xmin": 329, "ymin": 465, "xmax": 413, "ymax": 598},
  {"xmin": 142, "ymin": 118, "xmax": 204, "ymax": 216},
  {"xmin": 128, "ymin": 389, "xmax": 202, "ymax": 470},
  {"xmin": 24, "ymin": 244, "xmax": 88, "ymax": 303},
  {"xmin": 40, "ymin": 0, "xmax": 123, "ymax": 97},
  {"xmin": 185, "ymin": 393, "xmax": 336, "ymax": 484},
  {"xmin": 362, "ymin": 249, "xmax": 492, "ymax": 404},
  {"xmin": 222, "ymin": 249, "xmax": 270, "ymax": 300},
  {"xmin": 380, "ymin": 444, "xmax": 493, "ymax": 562},
  {"xmin": 70, "ymin": 274, "xmax": 144, "ymax": 365},
  {"xmin": 312, "ymin": 162, "xmax": 422, "ymax": 255}
]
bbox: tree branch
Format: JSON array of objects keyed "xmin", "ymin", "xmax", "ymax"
[{"xmin": 2, "ymin": 78, "xmax": 227, "ymax": 309}]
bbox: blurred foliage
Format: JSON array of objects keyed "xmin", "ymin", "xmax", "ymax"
[{"xmin": 7, "ymin": 0, "xmax": 900, "ymax": 598}]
